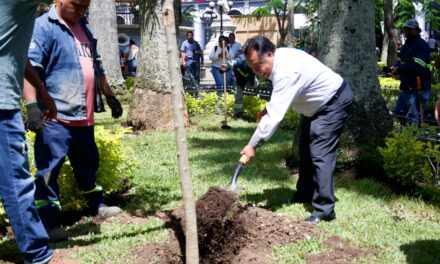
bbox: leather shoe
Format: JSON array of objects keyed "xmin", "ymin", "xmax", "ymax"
[{"xmin": 304, "ymin": 212, "xmax": 336, "ymax": 223}]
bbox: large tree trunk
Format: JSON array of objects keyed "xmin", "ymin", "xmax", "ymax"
[
  {"xmin": 318, "ymin": 0, "xmax": 393, "ymax": 173},
  {"xmin": 127, "ymin": 0, "xmax": 189, "ymax": 131},
  {"xmin": 163, "ymin": 1, "xmax": 199, "ymax": 262},
  {"xmin": 383, "ymin": 0, "xmax": 398, "ymax": 66},
  {"xmin": 88, "ymin": 0, "xmax": 125, "ymax": 89}
]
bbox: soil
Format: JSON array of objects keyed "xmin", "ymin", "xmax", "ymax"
[
  {"xmin": 1, "ymin": 186, "xmax": 375, "ymax": 263},
  {"xmin": 307, "ymin": 236, "xmax": 374, "ymax": 264},
  {"xmin": 132, "ymin": 187, "xmax": 318, "ymax": 263}
]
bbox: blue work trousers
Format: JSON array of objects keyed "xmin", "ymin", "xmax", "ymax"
[
  {"xmin": 0, "ymin": 110, "xmax": 52, "ymax": 264},
  {"xmin": 395, "ymin": 90, "xmax": 431, "ymax": 125},
  {"xmin": 186, "ymin": 60, "xmax": 200, "ymax": 85},
  {"xmin": 33, "ymin": 121, "xmax": 103, "ymax": 228}
]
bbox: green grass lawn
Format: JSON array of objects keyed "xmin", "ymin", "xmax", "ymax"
[{"xmin": 1, "ymin": 106, "xmax": 440, "ymax": 263}]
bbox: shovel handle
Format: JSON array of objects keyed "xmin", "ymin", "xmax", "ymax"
[{"xmin": 239, "ymin": 154, "xmax": 249, "ymax": 165}]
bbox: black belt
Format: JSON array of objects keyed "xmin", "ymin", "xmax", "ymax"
[{"xmin": 326, "ymin": 80, "xmax": 347, "ymax": 106}]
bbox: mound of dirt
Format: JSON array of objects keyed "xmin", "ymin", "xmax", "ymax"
[{"xmin": 133, "ymin": 187, "xmax": 317, "ymax": 263}]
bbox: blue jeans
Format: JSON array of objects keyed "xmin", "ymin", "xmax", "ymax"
[
  {"xmin": 395, "ymin": 90, "xmax": 431, "ymax": 125},
  {"xmin": 211, "ymin": 66, "xmax": 232, "ymax": 96},
  {"xmin": 186, "ymin": 60, "xmax": 200, "ymax": 85},
  {"xmin": 34, "ymin": 121, "xmax": 103, "ymax": 229},
  {"xmin": 0, "ymin": 110, "xmax": 52, "ymax": 264},
  {"xmin": 127, "ymin": 59, "xmax": 137, "ymax": 76}
]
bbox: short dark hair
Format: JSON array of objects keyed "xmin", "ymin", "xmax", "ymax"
[
  {"xmin": 130, "ymin": 39, "xmax": 136, "ymax": 45},
  {"xmin": 243, "ymin": 36, "xmax": 275, "ymax": 57},
  {"xmin": 229, "ymin": 33, "xmax": 235, "ymax": 37},
  {"xmin": 186, "ymin": 31, "xmax": 193, "ymax": 36}
]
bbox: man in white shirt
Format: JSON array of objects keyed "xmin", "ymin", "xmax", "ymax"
[
  {"xmin": 240, "ymin": 36, "xmax": 353, "ymax": 223},
  {"xmin": 228, "ymin": 33, "xmax": 242, "ymax": 59}
]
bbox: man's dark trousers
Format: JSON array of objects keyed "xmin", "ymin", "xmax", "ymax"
[{"xmin": 294, "ymin": 81, "xmax": 353, "ymax": 218}]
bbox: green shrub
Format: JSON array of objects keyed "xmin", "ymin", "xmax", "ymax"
[
  {"xmin": 379, "ymin": 126, "xmax": 434, "ymax": 187},
  {"xmin": 0, "ymin": 125, "xmax": 133, "ymax": 225},
  {"xmin": 280, "ymin": 109, "xmax": 300, "ymax": 130},
  {"xmin": 242, "ymin": 95, "xmax": 266, "ymax": 121},
  {"xmin": 379, "ymin": 76, "xmax": 400, "ymax": 89},
  {"xmin": 125, "ymin": 76, "xmax": 135, "ymax": 93},
  {"xmin": 184, "ymin": 92, "xmax": 234, "ymax": 116},
  {"xmin": 377, "ymin": 61, "xmax": 387, "ymax": 74}
]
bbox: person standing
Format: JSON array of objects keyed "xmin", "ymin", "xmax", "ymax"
[
  {"xmin": 25, "ymin": 0, "xmax": 123, "ymax": 241},
  {"xmin": 209, "ymin": 35, "xmax": 233, "ymax": 97},
  {"xmin": 0, "ymin": 1, "xmax": 56, "ymax": 263},
  {"xmin": 240, "ymin": 36, "xmax": 353, "ymax": 223},
  {"xmin": 392, "ymin": 19, "xmax": 431, "ymax": 125},
  {"xmin": 223, "ymin": 54, "xmax": 258, "ymax": 118},
  {"xmin": 127, "ymin": 39, "xmax": 139, "ymax": 76},
  {"xmin": 228, "ymin": 33, "xmax": 242, "ymax": 59},
  {"xmin": 180, "ymin": 31, "xmax": 203, "ymax": 86}
]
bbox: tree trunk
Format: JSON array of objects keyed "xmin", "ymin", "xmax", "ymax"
[
  {"xmin": 383, "ymin": 0, "xmax": 398, "ymax": 66},
  {"xmin": 127, "ymin": 0, "xmax": 189, "ymax": 131},
  {"xmin": 88, "ymin": 0, "xmax": 125, "ymax": 89},
  {"xmin": 163, "ymin": 1, "xmax": 199, "ymax": 263},
  {"xmin": 318, "ymin": 0, "xmax": 393, "ymax": 173},
  {"xmin": 286, "ymin": 1, "xmax": 295, "ymax": 48},
  {"xmin": 380, "ymin": 30, "xmax": 389, "ymax": 62}
]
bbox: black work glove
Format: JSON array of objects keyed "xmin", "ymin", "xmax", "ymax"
[
  {"xmin": 105, "ymin": 96, "xmax": 123, "ymax": 118},
  {"xmin": 25, "ymin": 102, "xmax": 44, "ymax": 133}
]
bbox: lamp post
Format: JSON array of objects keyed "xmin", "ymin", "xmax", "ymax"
[
  {"xmin": 208, "ymin": 0, "xmax": 233, "ymax": 36},
  {"xmin": 201, "ymin": 8, "xmax": 218, "ymax": 47}
]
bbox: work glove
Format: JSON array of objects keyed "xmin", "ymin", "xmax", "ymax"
[
  {"xmin": 105, "ymin": 96, "xmax": 123, "ymax": 118},
  {"xmin": 25, "ymin": 102, "xmax": 44, "ymax": 133}
]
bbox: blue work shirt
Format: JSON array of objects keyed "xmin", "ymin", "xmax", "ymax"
[
  {"xmin": 28, "ymin": 5, "xmax": 104, "ymax": 121},
  {"xmin": 180, "ymin": 39, "xmax": 203, "ymax": 63},
  {"xmin": 0, "ymin": 0, "xmax": 51, "ymax": 110}
]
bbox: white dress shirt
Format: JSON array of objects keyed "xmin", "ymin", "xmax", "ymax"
[{"xmin": 249, "ymin": 48, "xmax": 344, "ymax": 147}]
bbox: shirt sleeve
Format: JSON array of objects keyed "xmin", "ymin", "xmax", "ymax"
[
  {"xmin": 209, "ymin": 46, "xmax": 217, "ymax": 61},
  {"xmin": 248, "ymin": 73, "xmax": 304, "ymax": 147},
  {"xmin": 180, "ymin": 41, "xmax": 186, "ymax": 52},
  {"xmin": 28, "ymin": 21, "xmax": 49, "ymax": 70}
]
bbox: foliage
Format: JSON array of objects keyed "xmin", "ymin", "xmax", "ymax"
[
  {"xmin": 395, "ymin": 0, "xmax": 440, "ymax": 30},
  {"xmin": 241, "ymin": 95, "xmax": 266, "ymax": 122},
  {"xmin": 379, "ymin": 126, "xmax": 434, "ymax": 187},
  {"xmin": 184, "ymin": 92, "xmax": 238, "ymax": 118},
  {"xmin": 280, "ymin": 108, "xmax": 300, "ymax": 130},
  {"xmin": 125, "ymin": 76, "xmax": 135, "ymax": 92},
  {"xmin": 251, "ymin": 0, "xmax": 290, "ymax": 47},
  {"xmin": 379, "ymin": 76, "xmax": 400, "ymax": 89}
]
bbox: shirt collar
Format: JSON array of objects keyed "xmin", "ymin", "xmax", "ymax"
[{"xmin": 268, "ymin": 49, "xmax": 277, "ymax": 81}]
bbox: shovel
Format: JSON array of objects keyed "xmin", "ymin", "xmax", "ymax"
[
  {"xmin": 228, "ymin": 154, "xmax": 250, "ymax": 193},
  {"xmin": 221, "ymin": 38, "xmax": 231, "ymax": 129}
]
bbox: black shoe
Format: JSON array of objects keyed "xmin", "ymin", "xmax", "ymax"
[{"xmin": 304, "ymin": 212, "xmax": 336, "ymax": 223}]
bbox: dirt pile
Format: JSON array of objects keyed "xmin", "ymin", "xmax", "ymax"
[{"xmin": 135, "ymin": 187, "xmax": 317, "ymax": 263}]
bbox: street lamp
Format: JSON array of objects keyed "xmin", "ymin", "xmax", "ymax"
[
  {"xmin": 201, "ymin": 7, "xmax": 218, "ymax": 43},
  {"xmin": 208, "ymin": 0, "xmax": 233, "ymax": 36}
]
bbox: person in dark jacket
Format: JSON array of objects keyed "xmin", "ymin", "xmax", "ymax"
[
  {"xmin": 223, "ymin": 53, "xmax": 258, "ymax": 118},
  {"xmin": 392, "ymin": 19, "xmax": 431, "ymax": 125}
]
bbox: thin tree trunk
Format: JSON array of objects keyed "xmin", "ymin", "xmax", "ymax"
[
  {"xmin": 381, "ymin": 31, "xmax": 389, "ymax": 62},
  {"xmin": 286, "ymin": 1, "xmax": 295, "ymax": 48},
  {"xmin": 318, "ymin": 0, "xmax": 392, "ymax": 174},
  {"xmin": 88, "ymin": 0, "xmax": 125, "ymax": 89},
  {"xmin": 383, "ymin": 0, "xmax": 398, "ymax": 66},
  {"xmin": 162, "ymin": 1, "xmax": 199, "ymax": 263}
]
